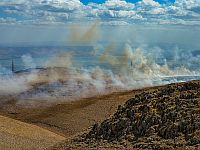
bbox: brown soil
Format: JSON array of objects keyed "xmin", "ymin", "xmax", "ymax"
[
  {"xmin": 0, "ymin": 90, "xmax": 140, "ymax": 137},
  {"xmin": 0, "ymin": 80, "xmax": 199, "ymax": 150},
  {"xmin": 0, "ymin": 115, "xmax": 65, "ymax": 150}
]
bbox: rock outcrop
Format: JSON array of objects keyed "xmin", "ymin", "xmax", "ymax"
[{"xmin": 83, "ymin": 81, "xmax": 200, "ymax": 149}]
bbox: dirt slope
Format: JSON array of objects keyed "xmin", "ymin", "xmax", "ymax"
[
  {"xmin": 0, "ymin": 90, "xmax": 139, "ymax": 137},
  {"xmin": 0, "ymin": 115, "xmax": 65, "ymax": 150}
]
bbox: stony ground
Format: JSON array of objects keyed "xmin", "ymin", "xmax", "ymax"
[{"xmin": 52, "ymin": 80, "xmax": 200, "ymax": 150}]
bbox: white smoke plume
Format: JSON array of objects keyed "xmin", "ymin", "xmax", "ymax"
[
  {"xmin": 17, "ymin": 43, "xmax": 199, "ymax": 105},
  {"xmin": 0, "ymin": 23, "xmax": 199, "ymax": 106},
  {"xmin": 0, "ymin": 55, "xmax": 39, "ymax": 95}
]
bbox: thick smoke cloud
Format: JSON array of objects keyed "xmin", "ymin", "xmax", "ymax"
[{"xmin": 0, "ymin": 23, "xmax": 199, "ymax": 106}]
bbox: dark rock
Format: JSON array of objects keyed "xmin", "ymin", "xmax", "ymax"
[
  {"xmin": 83, "ymin": 80, "xmax": 200, "ymax": 149},
  {"xmin": 125, "ymin": 135, "xmax": 136, "ymax": 142},
  {"xmin": 138, "ymin": 104, "xmax": 150, "ymax": 113},
  {"xmin": 187, "ymin": 138, "xmax": 200, "ymax": 146}
]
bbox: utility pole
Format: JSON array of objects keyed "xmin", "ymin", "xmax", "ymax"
[{"xmin": 12, "ymin": 59, "xmax": 14, "ymax": 73}]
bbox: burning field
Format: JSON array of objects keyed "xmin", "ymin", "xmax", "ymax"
[
  {"xmin": 0, "ymin": 23, "xmax": 200, "ymax": 106},
  {"xmin": 0, "ymin": 45, "xmax": 199, "ymax": 107}
]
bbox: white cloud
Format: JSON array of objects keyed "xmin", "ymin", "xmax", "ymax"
[
  {"xmin": 150, "ymin": 7, "xmax": 165, "ymax": 15},
  {"xmin": 104, "ymin": 0, "xmax": 135, "ymax": 10},
  {"xmin": 138, "ymin": 0, "xmax": 160, "ymax": 7},
  {"xmin": 0, "ymin": 0, "xmax": 27, "ymax": 5},
  {"xmin": 101, "ymin": 20, "xmax": 129, "ymax": 25},
  {"xmin": 0, "ymin": 17, "xmax": 17, "ymax": 24},
  {"xmin": 40, "ymin": 0, "xmax": 83, "ymax": 11},
  {"xmin": 0, "ymin": 0, "xmax": 200, "ymax": 25},
  {"xmin": 0, "ymin": 0, "xmax": 83, "ymax": 6},
  {"xmin": 175, "ymin": 0, "xmax": 200, "ymax": 9},
  {"xmin": 85, "ymin": 0, "xmax": 137, "ymax": 19}
]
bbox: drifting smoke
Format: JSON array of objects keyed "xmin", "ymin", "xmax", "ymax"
[
  {"xmin": 45, "ymin": 52, "xmax": 73, "ymax": 68},
  {"xmin": 0, "ymin": 54, "xmax": 39, "ymax": 95},
  {"xmin": 0, "ymin": 23, "xmax": 199, "ymax": 106},
  {"xmin": 0, "ymin": 76, "xmax": 28, "ymax": 95},
  {"xmin": 22, "ymin": 54, "xmax": 36, "ymax": 69},
  {"xmin": 17, "ymin": 42, "xmax": 199, "ymax": 104},
  {"xmin": 69, "ymin": 21, "xmax": 99, "ymax": 44},
  {"xmin": 98, "ymin": 43, "xmax": 196, "ymax": 78},
  {"xmin": 99, "ymin": 44, "xmax": 118, "ymax": 66}
]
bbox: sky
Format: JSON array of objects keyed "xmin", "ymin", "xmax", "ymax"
[
  {"xmin": 80, "ymin": 0, "xmax": 175, "ymax": 4},
  {"xmin": 0, "ymin": 0, "xmax": 200, "ymax": 25},
  {"xmin": 0, "ymin": 0, "xmax": 200, "ymax": 45}
]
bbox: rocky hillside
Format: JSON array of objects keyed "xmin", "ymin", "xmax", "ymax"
[{"xmin": 52, "ymin": 80, "xmax": 200, "ymax": 150}]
